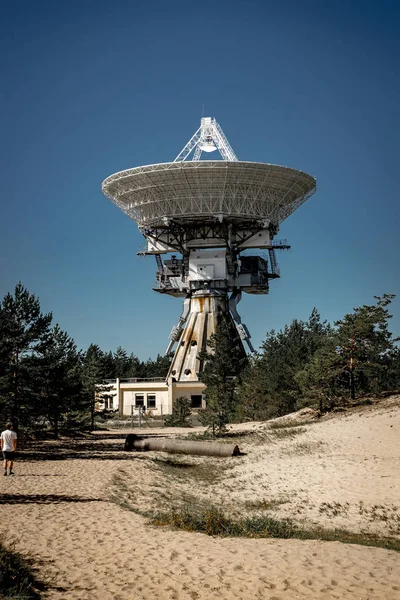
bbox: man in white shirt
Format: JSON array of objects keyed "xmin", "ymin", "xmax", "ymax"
[{"xmin": 1, "ymin": 423, "xmax": 17, "ymax": 476}]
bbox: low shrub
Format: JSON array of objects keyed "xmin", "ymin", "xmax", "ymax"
[
  {"xmin": 164, "ymin": 396, "xmax": 192, "ymax": 427},
  {"xmin": 150, "ymin": 505, "xmax": 400, "ymax": 551},
  {"xmin": 150, "ymin": 506, "xmax": 296, "ymax": 538}
]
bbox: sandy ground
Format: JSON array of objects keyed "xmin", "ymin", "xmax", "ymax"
[{"xmin": 1, "ymin": 397, "xmax": 400, "ymax": 599}]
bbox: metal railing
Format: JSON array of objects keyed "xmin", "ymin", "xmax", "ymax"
[{"xmin": 103, "ymin": 377, "xmax": 166, "ymax": 384}]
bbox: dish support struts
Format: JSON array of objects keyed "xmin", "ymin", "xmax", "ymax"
[{"xmin": 166, "ymin": 291, "xmax": 247, "ymax": 382}]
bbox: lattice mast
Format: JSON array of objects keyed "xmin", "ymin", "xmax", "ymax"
[{"xmin": 174, "ymin": 117, "xmax": 238, "ymax": 162}]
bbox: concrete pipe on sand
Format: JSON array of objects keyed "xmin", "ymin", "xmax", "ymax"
[{"xmin": 124, "ymin": 434, "xmax": 240, "ymax": 457}]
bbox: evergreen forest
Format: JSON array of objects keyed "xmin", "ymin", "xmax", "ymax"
[{"xmin": 0, "ymin": 283, "xmax": 399, "ymax": 436}]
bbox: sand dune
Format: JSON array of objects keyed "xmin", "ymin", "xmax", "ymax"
[{"xmin": 1, "ymin": 397, "xmax": 399, "ymax": 599}]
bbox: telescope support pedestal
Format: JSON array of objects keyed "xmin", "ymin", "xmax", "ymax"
[{"xmin": 167, "ymin": 292, "xmax": 246, "ymax": 382}]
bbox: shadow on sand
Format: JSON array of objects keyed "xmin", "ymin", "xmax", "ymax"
[
  {"xmin": 0, "ymin": 493, "xmax": 104, "ymax": 505},
  {"xmin": 17, "ymin": 439, "xmax": 146, "ymax": 462},
  {"xmin": 17, "ymin": 434, "xmax": 174, "ymax": 462},
  {"xmin": 14, "ymin": 474, "xmax": 67, "ymax": 477}
]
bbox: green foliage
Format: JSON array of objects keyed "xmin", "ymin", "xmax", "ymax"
[
  {"xmin": 81, "ymin": 344, "xmax": 115, "ymax": 431},
  {"xmin": 150, "ymin": 505, "xmax": 400, "ymax": 551},
  {"xmin": 334, "ymin": 294, "xmax": 398, "ymax": 397},
  {"xmin": 199, "ymin": 318, "xmax": 247, "ymax": 435},
  {"xmin": 36, "ymin": 325, "xmax": 83, "ymax": 437},
  {"xmin": 95, "ymin": 348, "xmax": 172, "ymax": 381},
  {"xmin": 0, "ymin": 283, "xmax": 53, "ymax": 425},
  {"xmin": 383, "ymin": 346, "xmax": 400, "ymax": 390},
  {"xmin": 236, "ymin": 308, "xmax": 330, "ymax": 420},
  {"xmin": 138, "ymin": 353, "xmax": 172, "ymax": 379},
  {"xmin": 295, "ymin": 335, "xmax": 342, "ymax": 412},
  {"xmin": 237, "ymin": 298, "xmax": 399, "ymax": 418},
  {"xmin": 151, "ymin": 505, "xmax": 295, "ymax": 537},
  {"xmin": 296, "ymin": 295, "xmax": 399, "ymax": 409},
  {"xmin": 0, "ymin": 283, "xmax": 173, "ymax": 434},
  {"xmin": 0, "ymin": 538, "xmax": 46, "ymax": 599},
  {"xmin": 164, "ymin": 396, "xmax": 192, "ymax": 427},
  {"xmin": 0, "ymin": 282, "xmax": 398, "ymax": 436}
]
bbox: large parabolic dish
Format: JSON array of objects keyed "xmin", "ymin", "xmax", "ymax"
[
  {"xmin": 102, "ymin": 161, "xmax": 316, "ymax": 228},
  {"xmin": 102, "ymin": 117, "xmax": 319, "ymax": 384}
]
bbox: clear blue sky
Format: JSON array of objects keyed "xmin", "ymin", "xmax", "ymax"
[{"xmin": 1, "ymin": 0, "xmax": 399, "ymax": 359}]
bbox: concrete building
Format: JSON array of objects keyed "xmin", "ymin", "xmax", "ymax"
[{"xmin": 99, "ymin": 377, "xmax": 205, "ymax": 416}]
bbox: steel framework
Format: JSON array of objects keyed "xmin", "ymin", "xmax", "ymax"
[
  {"xmin": 174, "ymin": 117, "xmax": 238, "ymax": 162},
  {"xmin": 102, "ymin": 161, "xmax": 316, "ymax": 229}
]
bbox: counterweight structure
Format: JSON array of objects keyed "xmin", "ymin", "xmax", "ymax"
[{"xmin": 102, "ymin": 117, "xmax": 316, "ymax": 383}]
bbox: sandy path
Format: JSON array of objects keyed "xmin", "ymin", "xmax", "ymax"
[{"xmin": 0, "ymin": 403, "xmax": 399, "ymax": 599}]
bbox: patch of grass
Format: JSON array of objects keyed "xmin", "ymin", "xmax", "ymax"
[
  {"xmin": 150, "ymin": 505, "xmax": 297, "ymax": 538},
  {"xmin": 358, "ymin": 502, "xmax": 400, "ymax": 535},
  {"xmin": 284, "ymin": 440, "xmax": 324, "ymax": 455},
  {"xmin": 319, "ymin": 501, "xmax": 350, "ymax": 517},
  {"xmin": 149, "ymin": 505, "xmax": 400, "ymax": 552},
  {"xmin": 180, "ymin": 431, "xmax": 217, "ymax": 441},
  {"xmin": 303, "ymin": 527, "xmax": 400, "ymax": 552},
  {"xmin": 269, "ymin": 427, "xmax": 306, "ymax": 440},
  {"xmin": 151, "ymin": 457, "xmax": 197, "ymax": 470},
  {"xmin": 245, "ymin": 497, "xmax": 289, "ymax": 511},
  {"xmin": 181, "ymin": 430, "xmax": 254, "ymax": 442},
  {"xmin": 269, "ymin": 421, "xmax": 312, "ymax": 430},
  {"xmin": 0, "ymin": 539, "xmax": 47, "ymax": 599},
  {"xmin": 150, "ymin": 456, "xmax": 227, "ymax": 484}
]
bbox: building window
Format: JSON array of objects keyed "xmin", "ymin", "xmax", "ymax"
[
  {"xmin": 102, "ymin": 397, "xmax": 113, "ymax": 410},
  {"xmin": 191, "ymin": 395, "xmax": 202, "ymax": 409},
  {"xmin": 135, "ymin": 394, "xmax": 144, "ymax": 407},
  {"xmin": 147, "ymin": 394, "xmax": 156, "ymax": 408}
]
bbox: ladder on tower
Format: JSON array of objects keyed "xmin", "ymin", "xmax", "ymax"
[
  {"xmin": 268, "ymin": 248, "xmax": 280, "ymax": 278},
  {"xmin": 154, "ymin": 254, "xmax": 165, "ymax": 288},
  {"xmin": 155, "ymin": 254, "xmax": 163, "ymax": 272}
]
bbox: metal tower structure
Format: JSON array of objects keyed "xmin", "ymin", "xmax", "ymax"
[
  {"xmin": 174, "ymin": 117, "xmax": 238, "ymax": 162},
  {"xmin": 102, "ymin": 117, "xmax": 316, "ymax": 383}
]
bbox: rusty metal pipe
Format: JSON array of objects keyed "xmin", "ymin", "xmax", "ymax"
[{"xmin": 124, "ymin": 434, "xmax": 240, "ymax": 457}]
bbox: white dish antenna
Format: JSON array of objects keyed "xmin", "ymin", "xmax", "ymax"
[{"xmin": 174, "ymin": 117, "xmax": 238, "ymax": 162}]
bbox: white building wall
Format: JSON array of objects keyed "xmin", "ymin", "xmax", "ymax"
[
  {"xmin": 98, "ymin": 379, "xmax": 205, "ymax": 416},
  {"xmin": 189, "ymin": 250, "xmax": 227, "ymax": 281},
  {"xmin": 122, "ymin": 388, "xmax": 169, "ymax": 416}
]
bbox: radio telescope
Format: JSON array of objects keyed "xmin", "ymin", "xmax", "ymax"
[{"xmin": 102, "ymin": 117, "xmax": 316, "ymax": 383}]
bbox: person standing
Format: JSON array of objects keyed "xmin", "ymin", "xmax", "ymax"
[{"xmin": 1, "ymin": 423, "xmax": 17, "ymax": 476}]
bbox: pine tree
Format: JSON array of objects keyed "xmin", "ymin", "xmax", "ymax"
[
  {"xmin": 114, "ymin": 346, "xmax": 130, "ymax": 378},
  {"xmin": 102, "ymin": 351, "xmax": 116, "ymax": 379},
  {"xmin": 164, "ymin": 396, "xmax": 192, "ymax": 426},
  {"xmin": 296, "ymin": 295, "xmax": 398, "ymax": 409},
  {"xmin": 141, "ymin": 354, "xmax": 172, "ymax": 379},
  {"xmin": 235, "ymin": 354, "xmax": 271, "ymax": 421},
  {"xmin": 0, "ymin": 283, "xmax": 52, "ymax": 424},
  {"xmin": 237, "ymin": 309, "xmax": 330, "ymax": 420},
  {"xmin": 383, "ymin": 346, "xmax": 400, "ymax": 391},
  {"xmin": 37, "ymin": 325, "xmax": 82, "ymax": 437},
  {"xmin": 199, "ymin": 318, "xmax": 247, "ymax": 435},
  {"xmin": 295, "ymin": 335, "xmax": 341, "ymax": 412},
  {"xmin": 334, "ymin": 294, "xmax": 397, "ymax": 399},
  {"xmin": 127, "ymin": 353, "xmax": 141, "ymax": 378},
  {"xmin": 81, "ymin": 344, "xmax": 114, "ymax": 430}
]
